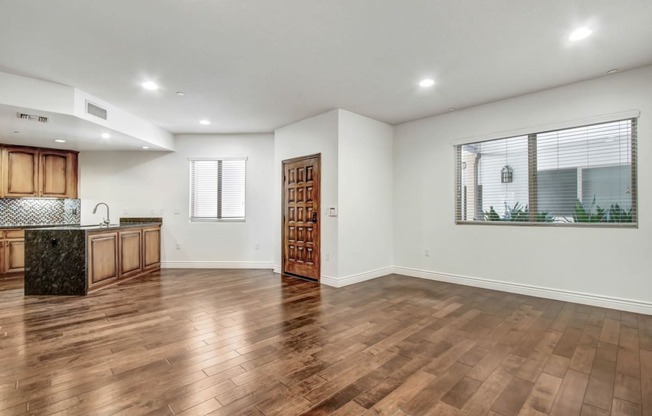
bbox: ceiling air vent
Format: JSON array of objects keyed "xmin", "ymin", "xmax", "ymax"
[
  {"xmin": 17, "ymin": 113, "xmax": 48, "ymax": 123},
  {"xmin": 86, "ymin": 101, "xmax": 108, "ymax": 120}
]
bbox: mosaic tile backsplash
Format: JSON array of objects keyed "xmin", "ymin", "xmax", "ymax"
[{"xmin": 0, "ymin": 198, "xmax": 81, "ymax": 226}]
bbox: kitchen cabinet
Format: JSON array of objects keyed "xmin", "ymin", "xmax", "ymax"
[
  {"xmin": 25, "ymin": 223, "xmax": 161, "ymax": 295},
  {"xmin": 1, "ymin": 147, "xmax": 39, "ymax": 197},
  {"xmin": 0, "ymin": 229, "xmax": 25, "ymax": 275},
  {"xmin": 1, "ymin": 145, "xmax": 78, "ymax": 198},
  {"xmin": 88, "ymin": 231, "xmax": 119, "ymax": 290},
  {"xmin": 40, "ymin": 149, "xmax": 78, "ymax": 198},
  {"xmin": 119, "ymin": 229, "xmax": 142, "ymax": 279},
  {"xmin": 143, "ymin": 226, "xmax": 161, "ymax": 271},
  {"xmin": 86, "ymin": 224, "xmax": 161, "ymax": 292}
]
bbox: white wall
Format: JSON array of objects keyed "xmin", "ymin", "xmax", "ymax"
[
  {"xmin": 393, "ymin": 65, "xmax": 652, "ymax": 312},
  {"xmin": 273, "ymin": 110, "xmax": 339, "ymax": 278},
  {"xmin": 338, "ymin": 110, "xmax": 394, "ymax": 280},
  {"xmin": 80, "ymin": 133, "xmax": 275, "ymax": 268}
]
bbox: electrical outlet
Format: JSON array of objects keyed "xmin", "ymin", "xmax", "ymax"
[
  {"xmin": 254, "ymin": 244, "xmax": 260, "ymax": 250},
  {"xmin": 424, "ymin": 249, "xmax": 430, "ymax": 257},
  {"xmin": 176, "ymin": 243, "xmax": 181, "ymax": 250}
]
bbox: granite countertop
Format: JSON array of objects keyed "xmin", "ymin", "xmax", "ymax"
[
  {"xmin": 0, "ymin": 223, "xmax": 81, "ymax": 230},
  {"xmin": 28, "ymin": 222, "xmax": 162, "ymax": 232},
  {"xmin": 4, "ymin": 217, "xmax": 162, "ymax": 231}
]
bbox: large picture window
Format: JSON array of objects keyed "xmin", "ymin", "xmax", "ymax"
[
  {"xmin": 455, "ymin": 118, "xmax": 637, "ymax": 226},
  {"xmin": 190, "ymin": 158, "xmax": 246, "ymax": 221}
]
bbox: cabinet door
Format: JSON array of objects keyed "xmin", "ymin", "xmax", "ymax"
[
  {"xmin": 142, "ymin": 227, "xmax": 161, "ymax": 271},
  {"xmin": 88, "ymin": 232, "xmax": 119, "ymax": 289},
  {"xmin": 40, "ymin": 150, "xmax": 77, "ymax": 198},
  {"xmin": 119, "ymin": 229, "xmax": 142, "ymax": 279},
  {"xmin": 4, "ymin": 239, "xmax": 25, "ymax": 273},
  {"xmin": 2, "ymin": 147, "xmax": 39, "ymax": 197}
]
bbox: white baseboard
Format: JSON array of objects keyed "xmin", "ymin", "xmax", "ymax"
[
  {"xmin": 226, "ymin": 261, "xmax": 651, "ymax": 314},
  {"xmin": 393, "ymin": 266, "xmax": 652, "ymax": 315},
  {"xmin": 321, "ymin": 266, "xmax": 394, "ymax": 288},
  {"xmin": 162, "ymin": 261, "xmax": 274, "ymax": 269},
  {"xmin": 271, "ymin": 265, "xmax": 392, "ymax": 288}
]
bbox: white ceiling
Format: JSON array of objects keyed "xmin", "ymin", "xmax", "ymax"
[{"xmin": 1, "ymin": 0, "xmax": 651, "ymax": 136}]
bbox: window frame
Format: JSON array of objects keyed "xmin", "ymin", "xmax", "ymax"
[
  {"xmin": 454, "ymin": 116, "xmax": 638, "ymax": 228},
  {"xmin": 189, "ymin": 156, "xmax": 247, "ymax": 223}
]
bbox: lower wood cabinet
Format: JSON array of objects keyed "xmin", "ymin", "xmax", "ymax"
[
  {"xmin": 143, "ymin": 227, "xmax": 161, "ymax": 271},
  {"xmin": 119, "ymin": 229, "xmax": 142, "ymax": 279},
  {"xmin": 0, "ymin": 229, "xmax": 25, "ymax": 276},
  {"xmin": 88, "ymin": 224, "xmax": 161, "ymax": 291},
  {"xmin": 88, "ymin": 232, "xmax": 119, "ymax": 289}
]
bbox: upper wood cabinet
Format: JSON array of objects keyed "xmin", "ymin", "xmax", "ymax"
[
  {"xmin": 40, "ymin": 149, "xmax": 78, "ymax": 198},
  {"xmin": 2, "ymin": 147, "xmax": 39, "ymax": 197},
  {"xmin": 1, "ymin": 145, "xmax": 78, "ymax": 198}
]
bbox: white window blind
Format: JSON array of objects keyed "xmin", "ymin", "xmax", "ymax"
[
  {"xmin": 190, "ymin": 158, "xmax": 246, "ymax": 221},
  {"xmin": 455, "ymin": 118, "xmax": 637, "ymax": 226}
]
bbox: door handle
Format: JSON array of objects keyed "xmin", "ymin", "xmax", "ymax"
[{"xmin": 312, "ymin": 212, "xmax": 317, "ymax": 223}]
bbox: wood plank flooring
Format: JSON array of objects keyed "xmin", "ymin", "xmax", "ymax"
[{"xmin": 0, "ymin": 270, "xmax": 650, "ymax": 415}]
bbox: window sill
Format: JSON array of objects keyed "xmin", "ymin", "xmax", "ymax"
[
  {"xmin": 455, "ymin": 220, "xmax": 637, "ymax": 229},
  {"xmin": 190, "ymin": 218, "xmax": 246, "ymax": 223}
]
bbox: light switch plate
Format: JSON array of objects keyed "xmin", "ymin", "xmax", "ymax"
[{"xmin": 328, "ymin": 207, "xmax": 337, "ymax": 217}]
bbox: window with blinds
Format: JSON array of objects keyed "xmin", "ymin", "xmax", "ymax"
[
  {"xmin": 189, "ymin": 158, "xmax": 246, "ymax": 221},
  {"xmin": 455, "ymin": 118, "xmax": 637, "ymax": 226}
]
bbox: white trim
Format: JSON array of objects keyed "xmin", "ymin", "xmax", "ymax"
[
  {"xmin": 188, "ymin": 156, "xmax": 248, "ymax": 161},
  {"xmin": 320, "ymin": 267, "xmax": 394, "ymax": 288},
  {"xmin": 451, "ymin": 109, "xmax": 641, "ymax": 145},
  {"xmin": 393, "ymin": 266, "xmax": 652, "ymax": 315},
  {"xmin": 271, "ymin": 266, "xmax": 393, "ymax": 288},
  {"xmin": 162, "ymin": 261, "xmax": 274, "ymax": 269}
]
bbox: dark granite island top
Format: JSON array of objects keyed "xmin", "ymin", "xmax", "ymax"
[{"xmin": 24, "ymin": 221, "xmax": 162, "ymax": 296}]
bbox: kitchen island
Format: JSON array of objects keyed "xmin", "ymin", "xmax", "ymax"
[{"xmin": 24, "ymin": 220, "xmax": 161, "ymax": 295}]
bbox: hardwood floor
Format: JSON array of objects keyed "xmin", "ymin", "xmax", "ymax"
[{"xmin": 1, "ymin": 270, "xmax": 650, "ymax": 415}]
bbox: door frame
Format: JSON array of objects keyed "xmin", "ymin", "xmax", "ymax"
[{"xmin": 281, "ymin": 153, "xmax": 321, "ymax": 281}]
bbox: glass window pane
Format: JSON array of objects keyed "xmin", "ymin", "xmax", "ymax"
[
  {"xmin": 462, "ymin": 136, "xmax": 529, "ymax": 221},
  {"xmin": 455, "ymin": 118, "xmax": 636, "ymax": 225}
]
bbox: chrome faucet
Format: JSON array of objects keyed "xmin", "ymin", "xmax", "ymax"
[{"xmin": 92, "ymin": 202, "xmax": 111, "ymax": 226}]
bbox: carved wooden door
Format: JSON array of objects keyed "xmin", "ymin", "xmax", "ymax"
[{"xmin": 282, "ymin": 154, "xmax": 320, "ymax": 281}]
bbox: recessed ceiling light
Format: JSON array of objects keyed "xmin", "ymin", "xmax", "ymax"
[
  {"xmin": 142, "ymin": 146, "xmax": 149, "ymax": 150},
  {"xmin": 13, "ymin": 130, "xmax": 19, "ymax": 134},
  {"xmin": 607, "ymin": 68, "xmax": 619, "ymax": 74},
  {"xmin": 569, "ymin": 27, "xmax": 592, "ymax": 41},
  {"xmin": 176, "ymin": 91, "xmax": 185, "ymax": 96},
  {"xmin": 199, "ymin": 119, "xmax": 211, "ymax": 125},
  {"xmin": 101, "ymin": 133, "xmax": 111, "ymax": 139},
  {"xmin": 54, "ymin": 139, "xmax": 66, "ymax": 143},
  {"xmin": 142, "ymin": 81, "xmax": 159, "ymax": 91},
  {"xmin": 448, "ymin": 107, "xmax": 456, "ymax": 112},
  {"xmin": 419, "ymin": 78, "xmax": 435, "ymax": 88}
]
